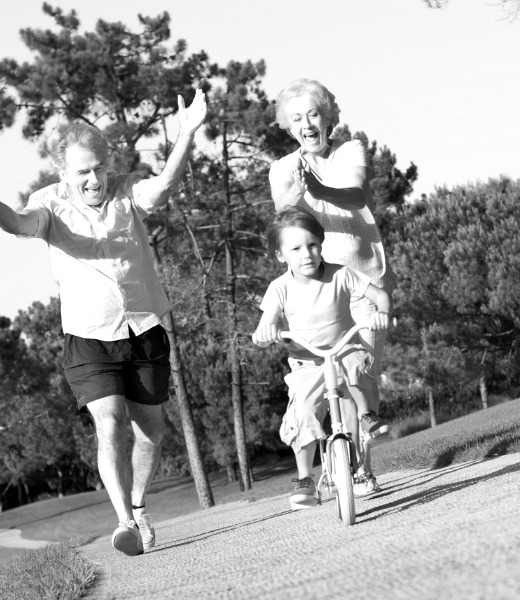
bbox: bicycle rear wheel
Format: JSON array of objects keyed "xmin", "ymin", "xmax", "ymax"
[{"xmin": 330, "ymin": 438, "xmax": 356, "ymax": 525}]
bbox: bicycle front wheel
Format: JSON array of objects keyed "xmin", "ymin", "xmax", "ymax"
[{"xmin": 330, "ymin": 438, "xmax": 356, "ymax": 526}]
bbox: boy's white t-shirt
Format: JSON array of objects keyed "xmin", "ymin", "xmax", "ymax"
[{"xmin": 259, "ymin": 261, "xmax": 370, "ymax": 361}]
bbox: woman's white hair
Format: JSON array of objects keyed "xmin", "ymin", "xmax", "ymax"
[{"xmin": 275, "ymin": 78, "xmax": 340, "ymax": 132}]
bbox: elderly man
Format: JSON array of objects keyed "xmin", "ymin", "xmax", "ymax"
[{"xmin": 0, "ymin": 90, "xmax": 207, "ymax": 556}]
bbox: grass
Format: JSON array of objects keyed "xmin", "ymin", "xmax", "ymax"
[
  {"xmin": 2, "ymin": 397, "xmax": 519, "ymax": 599},
  {"xmin": 371, "ymin": 397, "xmax": 520, "ymax": 473},
  {"xmin": 0, "ymin": 539, "xmax": 98, "ymax": 600}
]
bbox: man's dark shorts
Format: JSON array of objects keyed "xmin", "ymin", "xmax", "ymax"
[{"xmin": 62, "ymin": 324, "xmax": 171, "ymax": 410}]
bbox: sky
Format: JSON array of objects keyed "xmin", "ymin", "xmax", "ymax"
[{"xmin": 0, "ymin": 0, "xmax": 519, "ymax": 319}]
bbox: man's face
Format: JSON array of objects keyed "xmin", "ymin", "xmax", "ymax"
[{"xmin": 59, "ymin": 144, "xmax": 108, "ymax": 207}]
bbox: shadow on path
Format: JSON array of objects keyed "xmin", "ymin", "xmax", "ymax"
[
  {"xmin": 144, "ymin": 508, "xmax": 295, "ymax": 554},
  {"xmin": 358, "ymin": 457, "xmax": 520, "ymax": 524}
]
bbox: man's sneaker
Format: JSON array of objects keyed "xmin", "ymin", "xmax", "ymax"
[
  {"xmin": 290, "ymin": 476, "xmax": 316, "ymax": 509},
  {"xmin": 353, "ymin": 472, "xmax": 381, "ymax": 497},
  {"xmin": 360, "ymin": 411, "xmax": 390, "ymax": 438},
  {"xmin": 111, "ymin": 520, "xmax": 143, "ymax": 556},
  {"xmin": 133, "ymin": 509, "xmax": 156, "ymax": 550}
]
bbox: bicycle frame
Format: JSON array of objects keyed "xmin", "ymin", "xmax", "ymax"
[{"xmin": 278, "ymin": 323, "xmax": 369, "ymax": 525}]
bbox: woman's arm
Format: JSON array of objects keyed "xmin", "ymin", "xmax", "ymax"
[
  {"xmin": 303, "ymin": 168, "xmax": 366, "ymax": 210},
  {"xmin": 270, "ymin": 157, "xmax": 308, "ymax": 212},
  {"xmin": 270, "ymin": 157, "xmax": 367, "ymax": 212}
]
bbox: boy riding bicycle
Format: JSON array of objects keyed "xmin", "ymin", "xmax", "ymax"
[{"xmin": 253, "ymin": 207, "xmax": 392, "ymax": 509}]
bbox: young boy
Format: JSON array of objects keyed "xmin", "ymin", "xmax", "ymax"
[{"xmin": 253, "ymin": 207, "xmax": 391, "ymax": 509}]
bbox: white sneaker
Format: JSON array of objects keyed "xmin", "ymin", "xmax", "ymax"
[
  {"xmin": 353, "ymin": 473, "xmax": 381, "ymax": 498},
  {"xmin": 111, "ymin": 520, "xmax": 143, "ymax": 556},
  {"xmin": 133, "ymin": 508, "xmax": 156, "ymax": 550}
]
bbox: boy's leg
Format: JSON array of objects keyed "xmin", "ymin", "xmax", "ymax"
[
  {"xmin": 281, "ymin": 361, "xmax": 326, "ymax": 509},
  {"xmin": 290, "ymin": 441, "xmax": 318, "ymax": 509},
  {"xmin": 294, "ymin": 441, "xmax": 317, "ymax": 479}
]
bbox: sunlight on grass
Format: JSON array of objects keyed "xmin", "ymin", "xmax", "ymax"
[
  {"xmin": 0, "ymin": 540, "xmax": 98, "ymax": 600},
  {"xmin": 372, "ymin": 398, "xmax": 520, "ymax": 473}
]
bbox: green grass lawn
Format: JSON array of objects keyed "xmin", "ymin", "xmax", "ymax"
[
  {"xmin": 371, "ymin": 397, "xmax": 520, "ymax": 474},
  {"xmin": 0, "ymin": 540, "xmax": 97, "ymax": 600},
  {"xmin": 1, "ymin": 397, "xmax": 519, "ymax": 600}
]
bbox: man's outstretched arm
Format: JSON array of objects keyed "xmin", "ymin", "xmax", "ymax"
[
  {"xmin": 138, "ymin": 89, "xmax": 208, "ymax": 206},
  {"xmin": 0, "ymin": 202, "xmax": 39, "ymax": 237}
]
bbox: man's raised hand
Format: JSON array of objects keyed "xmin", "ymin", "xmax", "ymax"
[{"xmin": 178, "ymin": 89, "xmax": 207, "ymax": 135}]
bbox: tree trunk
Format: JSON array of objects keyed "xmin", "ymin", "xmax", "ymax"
[
  {"xmin": 162, "ymin": 312, "xmax": 215, "ymax": 508},
  {"xmin": 149, "ymin": 227, "xmax": 214, "ymax": 509},
  {"xmin": 228, "ymin": 295, "xmax": 251, "ymax": 490},
  {"xmin": 428, "ymin": 389, "xmax": 437, "ymax": 427},
  {"xmin": 222, "ymin": 120, "xmax": 252, "ymax": 491},
  {"xmin": 226, "ymin": 462, "xmax": 238, "ymax": 483},
  {"xmin": 479, "ymin": 373, "xmax": 489, "ymax": 409}
]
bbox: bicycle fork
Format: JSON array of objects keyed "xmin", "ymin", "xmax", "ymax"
[{"xmin": 316, "ymin": 357, "xmax": 358, "ymax": 503}]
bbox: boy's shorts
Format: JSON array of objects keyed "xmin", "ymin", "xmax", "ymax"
[
  {"xmin": 62, "ymin": 324, "xmax": 171, "ymax": 410},
  {"xmin": 280, "ymin": 344, "xmax": 374, "ymax": 452}
]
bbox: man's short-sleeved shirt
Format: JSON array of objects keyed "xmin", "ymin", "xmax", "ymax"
[
  {"xmin": 19, "ymin": 173, "xmax": 171, "ymax": 341},
  {"xmin": 259, "ymin": 262, "xmax": 370, "ymax": 361}
]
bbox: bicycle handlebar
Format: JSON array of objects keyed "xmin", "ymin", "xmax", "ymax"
[
  {"xmin": 252, "ymin": 318, "xmax": 396, "ymax": 359},
  {"xmin": 276, "ymin": 324, "xmax": 369, "ymax": 360}
]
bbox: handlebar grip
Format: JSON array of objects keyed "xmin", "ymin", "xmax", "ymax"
[{"xmin": 251, "ymin": 332, "xmax": 281, "ymax": 346}]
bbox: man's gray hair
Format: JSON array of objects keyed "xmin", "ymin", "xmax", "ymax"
[{"xmin": 51, "ymin": 123, "xmax": 109, "ymax": 171}]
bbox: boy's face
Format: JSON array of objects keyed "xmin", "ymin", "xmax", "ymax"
[{"xmin": 275, "ymin": 226, "xmax": 323, "ymax": 284}]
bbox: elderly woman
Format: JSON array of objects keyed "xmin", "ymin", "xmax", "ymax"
[{"xmin": 269, "ymin": 78, "xmax": 395, "ymax": 496}]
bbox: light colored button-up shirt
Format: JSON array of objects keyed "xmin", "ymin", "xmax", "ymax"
[{"xmin": 20, "ymin": 173, "xmax": 171, "ymax": 341}]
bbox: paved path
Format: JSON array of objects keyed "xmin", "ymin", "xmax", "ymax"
[{"xmin": 80, "ymin": 453, "xmax": 520, "ymax": 600}]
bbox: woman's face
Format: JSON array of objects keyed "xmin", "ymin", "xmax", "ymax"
[{"xmin": 284, "ymin": 93, "xmax": 330, "ymax": 157}]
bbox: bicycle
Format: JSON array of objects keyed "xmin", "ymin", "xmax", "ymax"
[{"xmin": 276, "ymin": 324, "xmax": 371, "ymax": 526}]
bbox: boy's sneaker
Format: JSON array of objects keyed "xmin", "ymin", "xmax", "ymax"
[
  {"xmin": 360, "ymin": 411, "xmax": 390, "ymax": 438},
  {"xmin": 133, "ymin": 508, "xmax": 156, "ymax": 550},
  {"xmin": 290, "ymin": 475, "xmax": 316, "ymax": 509},
  {"xmin": 353, "ymin": 472, "xmax": 381, "ymax": 497},
  {"xmin": 111, "ymin": 520, "xmax": 143, "ymax": 556}
]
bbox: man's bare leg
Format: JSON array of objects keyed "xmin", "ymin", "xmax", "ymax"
[
  {"xmin": 88, "ymin": 395, "xmax": 134, "ymax": 523},
  {"xmin": 126, "ymin": 401, "xmax": 164, "ymax": 508}
]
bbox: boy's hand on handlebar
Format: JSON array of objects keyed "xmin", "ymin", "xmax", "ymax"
[
  {"xmin": 369, "ymin": 311, "xmax": 391, "ymax": 331},
  {"xmin": 252, "ymin": 324, "xmax": 280, "ymax": 347}
]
